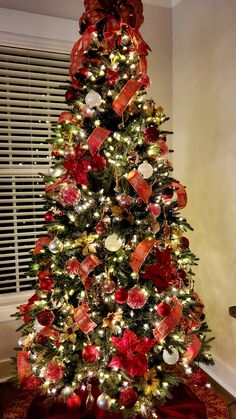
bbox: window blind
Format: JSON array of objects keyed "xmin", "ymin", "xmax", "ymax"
[{"xmin": 0, "ymin": 45, "xmax": 69, "ymax": 294}]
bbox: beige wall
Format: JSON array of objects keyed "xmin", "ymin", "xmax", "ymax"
[{"xmin": 173, "ymin": 0, "xmax": 236, "ymax": 395}]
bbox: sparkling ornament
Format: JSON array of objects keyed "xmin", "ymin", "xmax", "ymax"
[
  {"xmin": 48, "ymin": 167, "xmax": 64, "ymax": 177},
  {"xmin": 147, "ymin": 203, "xmax": 161, "ymax": 217},
  {"xmin": 66, "ymin": 394, "xmax": 82, "ymax": 409},
  {"xmin": 119, "ymin": 387, "xmax": 138, "ymax": 408},
  {"xmin": 44, "ymin": 211, "xmax": 55, "ymax": 223},
  {"xmin": 163, "ymin": 348, "xmax": 179, "ymax": 365},
  {"xmin": 144, "ymin": 99, "xmax": 155, "ymax": 115},
  {"xmin": 104, "ymin": 234, "xmax": 122, "ymax": 252},
  {"xmin": 115, "ymin": 288, "xmax": 128, "ymax": 304},
  {"xmin": 48, "ymin": 238, "xmax": 63, "ymax": 254},
  {"xmin": 102, "ymin": 278, "xmax": 116, "ymax": 294},
  {"xmin": 127, "ymin": 286, "xmax": 147, "ymax": 309},
  {"xmin": 117, "ymin": 194, "xmax": 133, "ymax": 209},
  {"xmin": 82, "ymin": 345, "xmax": 100, "ymax": 362},
  {"xmin": 180, "ymin": 236, "xmax": 189, "ymax": 249},
  {"xmin": 96, "ymin": 394, "xmax": 112, "ymax": 411},
  {"xmin": 85, "ymin": 90, "xmax": 102, "ymax": 108},
  {"xmin": 60, "ymin": 186, "xmax": 80, "ymax": 206},
  {"xmin": 143, "ymin": 126, "xmax": 160, "ymax": 144},
  {"xmin": 157, "ymin": 302, "xmax": 171, "ymax": 317},
  {"xmin": 44, "ymin": 360, "xmax": 65, "ymax": 382},
  {"xmin": 95, "ymin": 223, "xmax": 104, "ymax": 235},
  {"xmin": 36, "ymin": 309, "xmax": 55, "ymax": 326},
  {"xmin": 21, "ymin": 375, "xmax": 42, "ymax": 390},
  {"xmin": 138, "ymin": 161, "xmax": 153, "ymax": 179},
  {"xmin": 191, "ymin": 369, "xmax": 208, "ymax": 386},
  {"xmin": 139, "ymin": 74, "xmax": 150, "ymax": 88}
]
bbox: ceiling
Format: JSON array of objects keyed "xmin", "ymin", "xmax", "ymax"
[{"xmin": 0, "ymin": 0, "xmax": 182, "ymax": 20}]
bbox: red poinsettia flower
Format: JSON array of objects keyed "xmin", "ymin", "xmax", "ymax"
[
  {"xmin": 90, "ymin": 154, "xmax": 107, "ymax": 171},
  {"xmin": 63, "ymin": 143, "xmax": 91, "ymax": 186},
  {"xmin": 66, "ymin": 257, "xmax": 80, "ymax": 275},
  {"xmin": 109, "ymin": 329, "xmax": 155, "ymax": 378},
  {"xmin": 141, "ymin": 248, "xmax": 177, "ymax": 293}
]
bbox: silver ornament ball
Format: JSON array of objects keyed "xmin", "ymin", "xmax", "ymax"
[
  {"xmin": 163, "ymin": 348, "xmax": 179, "ymax": 365},
  {"xmin": 138, "ymin": 161, "xmax": 154, "ymax": 179},
  {"xmin": 96, "ymin": 394, "xmax": 112, "ymax": 411},
  {"xmin": 85, "ymin": 90, "xmax": 102, "ymax": 108},
  {"xmin": 104, "ymin": 234, "xmax": 122, "ymax": 252},
  {"xmin": 48, "ymin": 238, "xmax": 64, "ymax": 254}
]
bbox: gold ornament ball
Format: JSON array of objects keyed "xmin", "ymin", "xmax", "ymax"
[
  {"xmin": 104, "ymin": 234, "xmax": 122, "ymax": 252},
  {"xmin": 48, "ymin": 238, "xmax": 64, "ymax": 254}
]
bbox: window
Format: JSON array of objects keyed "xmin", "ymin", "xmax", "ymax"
[{"xmin": 0, "ymin": 45, "xmax": 69, "ymax": 294}]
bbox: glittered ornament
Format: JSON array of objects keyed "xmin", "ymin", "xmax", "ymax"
[
  {"xmin": 95, "ymin": 223, "xmax": 104, "ymax": 235},
  {"xmin": 119, "ymin": 387, "xmax": 138, "ymax": 408},
  {"xmin": 60, "ymin": 186, "xmax": 80, "ymax": 206},
  {"xmin": 97, "ymin": 394, "xmax": 112, "ymax": 411},
  {"xmin": 85, "ymin": 90, "xmax": 102, "ymax": 108},
  {"xmin": 65, "ymin": 89, "xmax": 77, "ymax": 104},
  {"xmin": 117, "ymin": 194, "xmax": 133, "ymax": 209},
  {"xmin": 104, "ymin": 234, "xmax": 122, "ymax": 252},
  {"xmin": 191, "ymin": 369, "xmax": 209, "ymax": 386},
  {"xmin": 147, "ymin": 203, "xmax": 161, "ymax": 217},
  {"xmin": 36, "ymin": 309, "xmax": 55, "ymax": 326},
  {"xmin": 102, "ymin": 278, "xmax": 116, "ymax": 294},
  {"xmin": 106, "ymin": 69, "xmax": 119, "ymax": 85},
  {"xmin": 115, "ymin": 288, "xmax": 128, "ymax": 304},
  {"xmin": 144, "ymin": 99, "xmax": 155, "ymax": 115},
  {"xmin": 138, "ymin": 161, "xmax": 153, "ymax": 179},
  {"xmin": 163, "ymin": 348, "xmax": 179, "ymax": 365},
  {"xmin": 44, "ymin": 211, "xmax": 55, "ymax": 223},
  {"xmin": 39, "ymin": 278, "xmax": 54, "ymax": 292},
  {"xmin": 82, "ymin": 345, "xmax": 100, "ymax": 362},
  {"xmin": 157, "ymin": 302, "xmax": 171, "ymax": 317},
  {"xmin": 143, "ymin": 126, "xmax": 160, "ymax": 143},
  {"xmin": 127, "ymin": 286, "xmax": 147, "ymax": 309},
  {"xmin": 21, "ymin": 375, "xmax": 42, "ymax": 390},
  {"xmin": 66, "ymin": 394, "xmax": 82, "ymax": 409},
  {"xmin": 44, "ymin": 360, "xmax": 65, "ymax": 382},
  {"xmin": 139, "ymin": 74, "xmax": 150, "ymax": 88},
  {"xmin": 48, "ymin": 238, "xmax": 63, "ymax": 254}
]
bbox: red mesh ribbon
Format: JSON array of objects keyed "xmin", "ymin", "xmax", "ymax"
[
  {"xmin": 17, "ymin": 351, "xmax": 31, "ymax": 384},
  {"xmin": 172, "ymin": 181, "xmax": 187, "ymax": 210},
  {"xmin": 153, "ymin": 298, "xmax": 183, "ymax": 342},
  {"xmin": 78, "ymin": 255, "xmax": 102, "ymax": 285},
  {"xmin": 127, "ymin": 168, "xmax": 152, "ymax": 203},
  {"xmin": 86, "ymin": 127, "xmax": 111, "ymax": 155},
  {"xmin": 183, "ymin": 334, "xmax": 202, "ymax": 364},
  {"xmin": 74, "ymin": 304, "xmax": 97, "ymax": 334},
  {"xmin": 130, "ymin": 239, "xmax": 158, "ymax": 273},
  {"xmin": 112, "ymin": 79, "xmax": 143, "ymax": 116}
]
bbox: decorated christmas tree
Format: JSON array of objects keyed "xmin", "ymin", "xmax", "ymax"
[{"xmin": 15, "ymin": 0, "xmax": 214, "ymax": 417}]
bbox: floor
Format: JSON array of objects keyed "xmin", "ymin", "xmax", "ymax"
[{"xmin": 0, "ymin": 377, "xmax": 235, "ymax": 419}]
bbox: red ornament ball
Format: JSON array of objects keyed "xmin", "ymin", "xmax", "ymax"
[
  {"xmin": 95, "ymin": 223, "xmax": 104, "ymax": 235},
  {"xmin": 115, "ymin": 288, "xmax": 128, "ymax": 304},
  {"xmin": 180, "ymin": 236, "xmax": 190, "ymax": 249},
  {"xmin": 66, "ymin": 394, "xmax": 82, "ymax": 409},
  {"xmin": 157, "ymin": 302, "xmax": 171, "ymax": 317},
  {"xmin": 147, "ymin": 203, "xmax": 161, "ymax": 217},
  {"xmin": 65, "ymin": 89, "xmax": 77, "ymax": 103},
  {"xmin": 39, "ymin": 278, "xmax": 54, "ymax": 292},
  {"xmin": 60, "ymin": 186, "xmax": 80, "ymax": 206},
  {"xmin": 127, "ymin": 287, "xmax": 147, "ymax": 309},
  {"xmin": 82, "ymin": 345, "xmax": 100, "ymax": 362},
  {"xmin": 138, "ymin": 74, "xmax": 150, "ymax": 87},
  {"xmin": 117, "ymin": 194, "xmax": 133, "ymax": 209},
  {"xmin": 177, "ymin": 269, "xmax": 187, "ymax": 280},
  {"xmin": 119, "ymin": 387, "xmax": 138, "ymax": 408},
  {"xmin": 106, "ymin": 69, "xmax": 119, "ymax": 85},
  {"xmin": 90, "ymin": 154, "xmax": 107, "ymax": 171},
  {"xmin": 143, "ymin": 126, "xmax": 160, "ymax": 143},
  {"xmin": 44, "ymin": 211, "xmax": 55, "ymax": 222},
  {"xmin": 79, "ymin": 68, "xmax": 90, "ymax": 78},
  {"xmin": 44, "ymin": 360, "xmax": 65, "ymax": 382},
  {"xmin": 162, "ymin": 187, "xmax": 173, "ymax": 200},
  {"xmin": 102, "ymin": 278, "xmax": 116, "ymax": 294},
  {"xmin": 191, "ymin": 369, "xmax": 208, "ymax": 386},
  {"xmin": 22, "ymin": 375, "xmax": 43, "ymax": 390},
  {"xmin": 36, "ymin": 310, "xmax": 55, "ymax": 326}
]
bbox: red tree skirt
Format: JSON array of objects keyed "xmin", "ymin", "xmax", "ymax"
[{"xmin": 3, "ymin": 383, "xmax": 230, "ymax": 419}]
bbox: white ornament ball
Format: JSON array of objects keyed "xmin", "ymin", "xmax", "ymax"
[
  {"xmin": 48, "ymin": 167, "xmax": 64, "ymax": 177},
  {"xmin": 33, "ymin": 320, "xmax": 45, "ymax": 333},
  {"xmin": 85, "ymin": 90, "xmax": 102, "ymax": 108},
  {"xmin": 163, "ymin": 348, "xmax": 179, "ymax": 365},
  {"xmin": 97, "ymin": 394, "xmax": 112, "ymax": 411},
  {"xmin": 104, "ymin": 234, "xmax": 122, "ymax": 252},
  {"xmin": 138, "ymin": 161, "xmax": 154, "ymax": 179},
  {"xmin": 48, "ymin": 238, "xmax": 63, "ymax": 254}
]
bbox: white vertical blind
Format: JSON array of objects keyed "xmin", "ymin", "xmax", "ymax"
[{"xmin": 0, "ymin": 45, "xmax": 69, "ymax": 294}]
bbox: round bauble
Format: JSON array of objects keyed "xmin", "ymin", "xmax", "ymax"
[
  {"xmin": 115, "ymin": 288, "xmax": 128, "ymax": 304},
  {"xmin": 95, "ymin": 223, "xmax": 104, "ymax": 235},
  {"xmin": 139, "ymin": 74, "xmax": 151, "ymax": 88},
  {"xmin": 138, "ymin": 161, "xmax": 153, "ymax": 179},
  {"xmin": 157, "ymin": 302, "xmax": 171, "ymax": 317},
  {"xmin": 85, "ymin": 90, "xmax": 102, "ymax": 108},
  {"xmin": 119, "ymin": 387, "xmax": 138, "ymax": 408},
  {"xmin": 96, "ymin": 394, "xmax": 112, "ymax": 411},
  {"xmin": 48, "ymin": 238, "xmax": 63, "ymax": 254},
  {"xmin": 106, "ymin": 69, "xmax": 119, "ymax": 85},
  {"xmin": 117, "ymin": 194, "xmax": 133, "ymax": 209},
  {"xmin": 127, "ymin": 286, "xmax": 147, "ymax": 309},
  {"xmin": 102, "ymin": 278, "xmax": 116, "ymax": 294},
  {"xmin": 163, "ymin": 348, "xmax": 179, "ymax": 365},
  {"xmin": 48, "ymin": 167, "xmax": 64, "ymax": 177},
  {"xmin": 180, "ymin": 236, "xmax": 189, "ymax": 249},
  {"xmin": 65, "ymin": 89, "xmax": 77, "ymax": 104},
  {"xmin": 66, "ymin": 394, "xmax": 82, "ymax": 409},
  {"xmin": 104, "ymin": 234, "xmax": 122, "ymax": 252},
  {"xmin": 191, "ymin": 369, "xmax": 208, "ymax": 386},
  {"xmin": 44, "ymin": 211, "xmax": 55, "ymax": 223},
  {"xmin": 143, "ymin": 126, "xmax": 160, "ymax": 143},
  {"xmin": 147, "ymin": 203, "xmax": 161, "ymax": 218},
  {"xmin": 36, "ymin": 309, "xmax": 55, "ymax": 326},
  {"xmin": 60, "ymin": 186, "xmax": 80, "ymax": 206},
  {"xmin": 44, "ymin": 360, "xmax": 65, "ymax": 382},
  {"xmin": 82, "ymin": 345, "xmax": 100, "ymax": 362}
]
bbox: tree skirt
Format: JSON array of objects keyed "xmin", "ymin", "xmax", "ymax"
[{"xmin": 3, "ymin": 382, "xmax": 230, "ymax": 419}]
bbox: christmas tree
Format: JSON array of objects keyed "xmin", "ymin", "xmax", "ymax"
[{"xmin": 15, "ymin": 0, "xmax": 214, "ymax": 417}]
